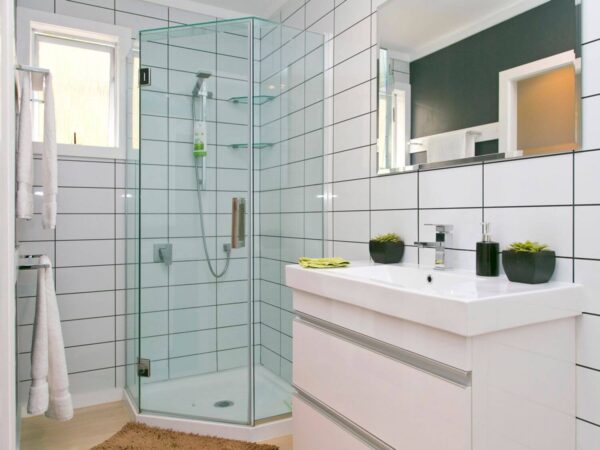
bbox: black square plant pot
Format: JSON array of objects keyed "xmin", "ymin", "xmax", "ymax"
[
  {"xmin": 369, "ymin": 240, "xmax": 405, "ymax": 264},
  {"xmin": 502, "ymin": 250, "xmax": 556, "ymax": 284}
]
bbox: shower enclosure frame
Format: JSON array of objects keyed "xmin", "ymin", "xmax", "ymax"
[{"xmin": 126, "ymin": 16, "xmax": 324, "ymax": 440}]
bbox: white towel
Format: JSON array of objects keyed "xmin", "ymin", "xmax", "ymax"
[
  {"xmin": 27, "ymin": 255, "xmax": 73, "ymax": 421},
  {"xmin": 42, "ymin": 74, "xmax": 57, "ymax": 230},
  {"xmin": 16, "ymin": 72, "xmax": 33, "ymax": 220}
]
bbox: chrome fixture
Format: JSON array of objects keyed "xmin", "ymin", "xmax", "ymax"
[
  {"xmin": 191, "ymin": 71, "xmax": 231, "ymax": 278},
  {"xmin": 16, "ymin": 64, "xmax": 49, "ymax": 75},
  {"xmin": 18, "ymin": 254, "xmax": 51, "ymax": 270},
  {"xmin": 231, "ymin": 197, "xmax": 246, "ymax": 249},
  {"xmin": 153, "ymin": 243, "xmax": 173, "ymax": 266},
  {"xmin": 415, "ymin": 224, "xmax": 453, "ymax": 270}
]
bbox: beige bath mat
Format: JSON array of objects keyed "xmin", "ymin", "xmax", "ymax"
[{"xmin": 91, "ymin": 422, "xmax": 278, "ymax": 450}]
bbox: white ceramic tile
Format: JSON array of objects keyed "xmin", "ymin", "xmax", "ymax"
[
  {"xmin": 484, "ymin": 154, "xmax": 573, "ymax": 206},
  {"xmin": 17, "ymin": 215, "xmax": 54, "ymax": 242},
  {"xmin": 116, "ymin": 0, "xmax": 167, "ymax": 18},
  {"xmin": 334, "ymin": 48, "xmax": 371, "ymax": 94},
  {"xmin": 583, "ymin": 40, "xmax": 600, "ymax": 97},
  {"xmin": 333, "ymin": 146, "xmax": 370, "ymax": 181},
  {"xmin": 575, "ymin": 259, "xmax": 600, "ymax": 315},
  {"xmin": 58, "ymin": 188, "xmax": 114, "ymax": 214},
  {"xmin": 334, "ymin": 17, "xmax": 370, "ymax": 65},
  {"xmin": 333, "ymin": 240, "xmax": 369, "ymax": 260},
  {"xmin": 578, "ymin": 314, "xmax": 600, "ymax": 370},
  {"xmin": 583, "ymin": 96, "xmax": 600, "ymax": 150},
  {"xmin": 485, "ymin": 206, "xmax": 573, "ymax": 257},
  {"xmin": 583, "ymin": 0, "xmax": 600, "ymax": 43},
  {"xmin": 168, "ymin": 8, "xmax": 214, "ymax": 25},
  {"xmin": 57, "ymin": 161, "xmax": 114, "ymax": 188},
  {"xmin": 17, "ymin": 0, "xmax": 54, "ymax": 11},
  {"xmin": 61, "ymin": 316, "xmax": 115, "ymax": 347},
  {"xmin": 334, "ymin": 0, "xmax": 371, "ymax": 35},
  {"xmin": 56, "ymin": 240, "xmax": 114, "ymax": 267},
  {"xmin": 170, "ymin": 330, "xmax": 216, "ymax": 357},
  {"xmin": 420, "ymin": 165, "xmax": 482, "ymax": 209},
  {"xmin": 307, "ymin": 0, "xmax": 334, "ymax": 27},
  {"xmin": 333, "ymin": 211, "xmax": 369, "ymax": 242},
  {"xmin": 575, "ymin": 206, "xmax": 600, "ymax": 259},
  {"xmin": 370, "ymin": 210, "xmax": 417, "ymax": 244},
  {"xmin": 333, "ymin": 113, "xmax": 371, "ymax": 152},
  {"xmin": 55, "ymin": 0, "xmax": 114, "ymax": 23},
  {"xmin": 577, "ymin": 419, "xmax": 600, "ymax": 450},
  {"xmin": 333, "ymin": 179, "xmax": 369, "ymax": 211},
  {"xmin": 170, "ymin": 353, "xmax": 217, "ymax": 379},
  {"xmin": 575, "ymin": 151, "xmax": 600, "ymax": 204},
  {"xmin": 370, "ymin": 172, "xmax": 418, "ymax": 210},
  {"xmin": 333, "ymin": 82, "xmax": 370, "ymax": 124},
  {"xmin": 577, "ymin": 366, "xmax": 600, "ymax": 425},
  {"xmin": 56, "ymin": 265, "xmax": 115, "ymax": 294}
]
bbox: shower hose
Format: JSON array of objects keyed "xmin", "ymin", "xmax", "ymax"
[
  {"xmin": 192, "ymin": 98, "xmax": 231, "ymax": 278},
  {"xmin": 194, "ymin": 156, "xmax": 231, "ymax": 278}
]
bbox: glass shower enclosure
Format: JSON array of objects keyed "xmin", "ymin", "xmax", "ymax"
[{"xmin": 124, "ymin": 17, "xmax": 325, "ymax": 426}]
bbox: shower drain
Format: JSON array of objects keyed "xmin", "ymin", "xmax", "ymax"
[{"xmin": 214, "ymin": 400, "xmax": 234, "ymax": 408}]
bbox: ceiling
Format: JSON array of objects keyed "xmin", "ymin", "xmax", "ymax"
[
  {"xmin": 378, "ymin": 0, "xmax": 549, "ymax": 61},
  {"xmin": 188, "ymin": 0, "xmax": 288, "ymax": 17}
]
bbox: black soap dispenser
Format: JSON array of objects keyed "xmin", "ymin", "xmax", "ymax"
[{"xmin": 476, "ymin": 222, "xmax": 499, "ymax": 277}]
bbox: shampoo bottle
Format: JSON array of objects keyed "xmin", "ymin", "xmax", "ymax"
[{"xmin": 476, "ymin": 222, "xmax": 499, "ymax": 277}]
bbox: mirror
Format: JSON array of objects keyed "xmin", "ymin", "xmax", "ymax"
[{"xmin": 376, "ymin": 0, "xmax": 581, "ymax": 174}]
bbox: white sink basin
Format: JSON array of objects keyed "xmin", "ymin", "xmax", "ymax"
[{"xmin": 286, "ymin": 261, "xmax": 583, "ymax": 336}]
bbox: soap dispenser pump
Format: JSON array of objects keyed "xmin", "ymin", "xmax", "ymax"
[{"xmin": 476, "ymin": 222, "xmax": 499, "ymax": 277}]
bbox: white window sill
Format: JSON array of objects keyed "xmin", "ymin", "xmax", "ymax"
[{"xmin": 33, "ymin": 142, "xmax": 125, "ymax": 160}]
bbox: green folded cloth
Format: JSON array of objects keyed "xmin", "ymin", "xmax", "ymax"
[{"xmin": 298, "ymin": 257, "xmax": 350, "ymax": 269}]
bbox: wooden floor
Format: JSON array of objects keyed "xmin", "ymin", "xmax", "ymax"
[{"xmin": 20, "ymin": 401, "xmax": 293, "ymax": 450}]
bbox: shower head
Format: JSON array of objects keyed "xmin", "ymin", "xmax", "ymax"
[{"xmin": 192, "ymin": 71, "xmax": 212, "ymax": 97}]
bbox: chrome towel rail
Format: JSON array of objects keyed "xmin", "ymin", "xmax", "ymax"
[{"xmin": 19, "ymin": 254, "xmax": 51, "ymax": 270}]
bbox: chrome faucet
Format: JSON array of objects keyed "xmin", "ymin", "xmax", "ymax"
[{"xmin": 415, "ymin": 224, "xmax": 453, "ymax": 270}]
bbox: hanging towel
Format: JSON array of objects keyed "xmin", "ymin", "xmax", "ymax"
[
  {"xmin": 42, "ymin": 74, "xmax": 57, "ymax": 230},
  {"xmin": 298, "ymin": 257, "xmax": 350, "ymax": 269},
  {"xmin": 16, "ymin": 72, "xmax": 33, "ymax": 220},
  {"xmin": 28, "ymin": 255, "xmax": 73, "ymax": 421}
]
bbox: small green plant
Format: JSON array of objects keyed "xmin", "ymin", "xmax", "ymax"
[
  {"xmin": 372, "ymin": 233, "xmax": 402, "ymax": 243},
  {"xmin": 507, "ymin": 241, "xmax": 549, "ymax": 253}
]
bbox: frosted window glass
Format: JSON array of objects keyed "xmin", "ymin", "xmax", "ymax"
[{"xmin": 35, "ymin": 34, "xmax": 115, "ymax": 147}]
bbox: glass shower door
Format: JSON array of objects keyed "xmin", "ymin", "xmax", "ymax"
[{"xmin": 136, "ymin": 18, "xmax": 254, "ymax": 425}]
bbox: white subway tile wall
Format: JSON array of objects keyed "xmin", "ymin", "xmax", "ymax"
[
  {"xmin": 256, "ymin": 13, "xmax": 325, "ymax": 381},
  {"xmin": 269, "ymin": 0, "xmax": 600, "ymax": 445}
]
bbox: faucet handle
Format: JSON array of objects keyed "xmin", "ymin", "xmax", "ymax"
[{"xmin": 424, "ymin": 224, "xmax": 453, "ymax": 233}]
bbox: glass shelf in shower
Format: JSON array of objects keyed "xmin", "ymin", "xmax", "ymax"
[
  {"xmin": 229, "ymin": 143, "xmax": 275, "ymax": 149},
  {"xmin": 227, "ymin": 95, "xmax": 275, "ymax": 105}
]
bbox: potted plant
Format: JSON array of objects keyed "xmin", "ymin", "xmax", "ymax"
[
  {"xmin": 369, "ymin": 233, "xmax": 405, "ymax": 264},
  {"xmin": 502, "ymin": 241, "xmax": 556, "ymax": 284}
]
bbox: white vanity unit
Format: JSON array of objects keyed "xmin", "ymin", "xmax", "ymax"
[{"xmin": 286, "ymin": 263, "xmax": 584, "ymax": 450}]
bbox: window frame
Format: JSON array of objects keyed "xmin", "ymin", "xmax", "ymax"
[{"xmin": 17, "ymin": 7, "xmax": 132, "ymax": 159}]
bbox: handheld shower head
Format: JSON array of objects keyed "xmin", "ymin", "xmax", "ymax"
[{"xmin": 192, "ymin": 71, "xmax": 212, "ymax": 97}]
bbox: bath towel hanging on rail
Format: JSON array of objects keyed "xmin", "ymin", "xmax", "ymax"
[
  {"xmin": 15, "ymin": 64, "xmax": 57, "ymax": 229},
  {"xmin": 22, "ymin": 254, "xmax": 73, "ymax": 421}
]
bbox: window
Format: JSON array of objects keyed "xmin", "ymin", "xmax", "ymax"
[
  {"xmin": 18, "ymin": 8, "xmax": 132, "ymax": 159},
  {"xmin": 34, "ymin": 33, "xmax": 116, "ymax": 146}
]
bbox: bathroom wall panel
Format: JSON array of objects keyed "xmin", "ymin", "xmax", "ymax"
[{"xmin": 269, "ymin": 0, "xmax": 600, "ymax": 442}]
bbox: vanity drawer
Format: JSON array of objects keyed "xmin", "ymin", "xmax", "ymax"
[
  {"xmin": 293, "ymin": 319, "xmax": 471, "ymax": 450},
  {"xmin": 293, "ymin": 395, "xmax": 373, "ymax": 450}
]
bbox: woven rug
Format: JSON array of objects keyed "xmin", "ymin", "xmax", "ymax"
[{"xmin": 92, "ymin": 422, "xmax": 279, "ymax": 450}]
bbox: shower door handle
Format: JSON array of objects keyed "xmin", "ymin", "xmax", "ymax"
[{"xmin": 231, "ymin": 198, "xmax": 246, "ymax": 249}]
